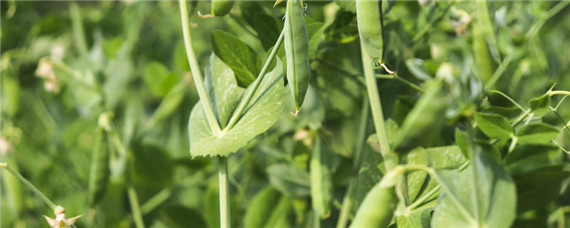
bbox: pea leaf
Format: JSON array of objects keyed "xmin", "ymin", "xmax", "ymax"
[
  {"xmin": 432, "ymin": 152, "xmax": 516, "ymax": 228},
  {"xmin": 267, "ymin": 164, "xmax": 311, "ymax": 197},
  {"xmin": 396, "ymin": 205, "xmax": 434, "ymax": 228},
  {"xmin": 144, "ymin": 62, "xmax": 178, "ymax": 97},
  {"xmin": 474, "ymin": 112, "xmax": 513, "ymax": 140},
  {"xmin": 516, "ymin": 123, "xmax": 559, "ymax": 145},
  {"xmin": 188, "ymin": 56, "xmax": 284, "ymax": 157},
  {"xmin": 513, "ymin": 165, "xmax": 570, "ymax": 213},
  {"xmin": 212, "ymin": 30, "xmax": 262, "ymax": 87},
  {"xmin": 254, "ymin": 13, "xmax": 283, "ymax": 50},
  {"xmin": 505, "ymin": 144, "xmax": 560, "ymax": 176},
  {"xmin": 528, "ymin": 94, "xmax": 550, "ymax": 117},
  {"xmin": 405, "ymin": 59, "xmax": 433, "ymax": 81}
]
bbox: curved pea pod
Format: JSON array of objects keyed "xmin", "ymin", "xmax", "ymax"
[
  {"xmin": 350, "ymin": 171, "xmax": 398, "ymax": 228},
  {"xmin": 356, "ymin": 0, "xmax": 385, "ymax": 63},
  {"xmin": 310, "ymin": 136, "xmax": 332, "ymax": 218},
  {"xmin": 393, "ymin": 79, "xmax": 448, "ymax": 153},
  {"xmin": 88, "ymin": 128, "xmax": 111, "ymax": 208},
  {"xmin": 284, "ymin": 0, "xmax": 310, "ymax": 115},
  {"xmin": 211, "ymin": 0, "xmax": 235, "ymax": 17}
]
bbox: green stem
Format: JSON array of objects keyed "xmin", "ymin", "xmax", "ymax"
[
  {"xmin": 218, "ymin": 157, "xmax": 231, "ymax": 228},
  {"xmin": 127, "ymin": 185, "xmax": 145, "ymax": 228},
  {"xmin": 361, "ymin": 44, "xmax": 409, "ymax": 205},
  {"xmin": 179, "ymin": 0, "xmax": 222, "ymax": 135},
  {"xmin": 361, "ymin": 45, "xmax": 395, "ymax": 171},
  {"xmin": 484, "ymin": 55, "xmax": 513, "ymax": 90},
  {"xmin": 336, "ymin": 97, "xmax": 369, "ymax": 228},
  {"xmin": 223, "ymin": 30, "xmax": 285, "ymax": 132},
  {"xmin": 375, "ymin": 73, "xmax": 424, "ymax": 93},
  {"xmin": 487, "ymin": 90, "xmax": 525, "ymax": 111},
  {"xmin": 69, "ymin": 2, "xmax": 88, "ymax": 56},
  {"xmin": 0, "ymin": 163, "xmax": 57, "ymax": 209}
]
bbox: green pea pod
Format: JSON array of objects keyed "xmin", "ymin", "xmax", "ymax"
[
  {"xmin": 211, "ymin": 0, "xmax": 235, "ymax": 17},
  {"xmin": 356, "ymin": 0, "xmax": 385, "ymax": 63},
  {"xmin": 393, "ymin": 79, "xmax": 448, "ymax": 152},
  {"xmin": 310, "ymin": 136, "xmax": 332, "ymax": 218},
  {"xmin": 284, "ymin": 0, "xmax": 310, "ymax": 114},
  {"xmin": 350, "ymin": 177, "xmax": 397, "ymax": 228},
  {"xmin": 88, "ymin": 128, "xmax": 111, "ymax": 208}
]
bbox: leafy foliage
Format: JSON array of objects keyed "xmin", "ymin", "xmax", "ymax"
[{"xmin": 2, "ymin": 1, "xmax": 570, "ymax": 228}]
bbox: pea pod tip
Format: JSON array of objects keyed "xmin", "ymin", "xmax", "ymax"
[{"xmin": 290, "ymin": 109, "xmax": 300, "ymax": 117}]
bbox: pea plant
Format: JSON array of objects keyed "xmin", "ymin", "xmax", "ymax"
[{"xmin": 2, "ymin": 0, "xmax": 570, "ymax": 228}]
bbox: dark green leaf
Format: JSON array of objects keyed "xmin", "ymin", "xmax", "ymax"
[
  {"xmin": 212, "ymin": 30, "xmax": 262, "ymax": 87},
  {"xmin": 529, "ymin": 94, "xmax": 550, "ymax": 117},
  {"xmin": 474, "ymin": 112, "xmax": 513, "ymax": 140},
  {"xmin": 432, "ymin": 152, "xmax": 516, "ymax": 228},
  {"xmin": 244, "ymin": 186, "xmax": 281, "ymax": 228},
  {"xmin": 516, "ymin": 123, "xmax": 559, "ymax": 145},
  {"xmin": 254, "ymin": 13, "xmax": 283, "ymax": 50}
]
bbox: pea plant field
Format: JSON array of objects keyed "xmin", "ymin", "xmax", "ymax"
[{"xmin": 2, "ymin": 0, "xmax": 570, "ymax": 227}]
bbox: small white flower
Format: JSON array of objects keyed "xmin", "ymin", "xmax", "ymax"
[{"xmin": 44, "ymin": 206, "xmax": 81, "ymax": 228}]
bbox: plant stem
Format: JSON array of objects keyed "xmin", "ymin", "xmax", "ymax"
[
  {"xmin": 484, "ymin": 55, "xmax": 513, "ymax": 90},
  {"xmin": 361, "ymin": 44, "xmax": 409, "ymax": 205},
  {"xmin": 527, "ymin": 1, "xmax": 570, "ymax": 39},
  {"xmin": 127, "ymin": 185, "xmax": 145, "ymax": 228},
  {"xmin": 218, "ymin": 157, "xmax": 231, "ymax": 228},
  {"xmin": 0, "ymin": 163, "xmax": 56, "ymax": 209},
  {"xmin": 375, "ymin": 73, "xmax": 424, "ymax": 93},
  {"xmin": 336, "ymin": 97, "xmax": 369, "ymax": 228},
  {"xmin": 179, "ymin": 0, "xmax": 222, "ymax": 135},
  {"xmin": 223, "ymin": 30, "xmax": 285, "ymax": 132}
]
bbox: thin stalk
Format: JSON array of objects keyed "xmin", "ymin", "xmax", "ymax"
[
  {"xmin": 487, "ymin": 90, "xmax": 525, "ymax": 111},
  {"xmin": 361, "ymin": 44, "xmax": 409, "ymax": 205},
  {"xmin": 69, "ymin": 2, "xmax": 88, "ymax": 56},
  {"xmin": 127, "ymin": 185, "xmax": 145, "ymax": 228},
  {"xmin": 549, "ymin": 90, "xmax": 570, "ymax": 97},
  {"xmin": 336, "ymin": 97, "xmax": 369, "ymax": 228},
  {"xmin": 484, "ymin": 55, "xmax": 513, "ymax": 90},
  {"xmin": 361, "ymin": 45, "xmax": 396, "ymax": 171},
  {"xmin": 218, "ymin": 157, "xmax": 231, "ymax": 228},
  {"xmin": 179, "ymin": 0, "xmax": 222, "ymax": 135},
  {"xmin": 0, "ymin": 163, "xmax": 56, "ymax": 209},
  {"xmin": 375, "ymin": 73, "xmax": 424, "ymax": 93},
  {"xmin": 223, "ymin": 31, "xmax": 285, "ymax": 132}
]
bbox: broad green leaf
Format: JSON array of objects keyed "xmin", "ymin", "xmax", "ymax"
[
  {"xmin": 432, "ymin": 152, "xmax": 516, "ymax": 228},
  {"xmin": 404, "ymin": 145, "xmax": 467, "ymax": 202},
  {"xmin": 144, "ymin": 61, "xmax": 178, "ymax": 97},
  {"xmin": 396, "ymin": 205, "xmax": 434, "ymax": 228},
  {"xmin": 267, "ymin": 164, "xmax": 311, "ymax": 197},
  {"xmin": 528, "ymin": 94, "xmax": 550, "ymax": 117},
  {"xmin": 160, "ymin": 206, "xmax": 208, "ymax": 228},
  {"xmin": 244, "ymin": 186, "xmax": 281, "ymax": 228},
  {"xmin": 254, "ymin": 13, "xmax": 283, "ymax": 50},
  {"xmin": 513, "ymin": 165, "xmax": 570, "ymax": 213},
  {"xmin": 474, "ymin": 112, "xmax": 513, "ymax": 140},
  {"xmin": 188, "ymin": 57, "xmax": 284, "ymax": 157},
  {"xmin": 505, "ymin": 145, "xmax": 560, "ymax": 176},
  {"xmin": 204, "ymin": 54, "xmax": 242, "ymax": 129},
  {"xmin": 212, "ymin": 30, "xmax": 262, "ymax": 87},
  {"xmin": 516, "ymin": 123, "xmax": 559, "ymax": 145}
]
